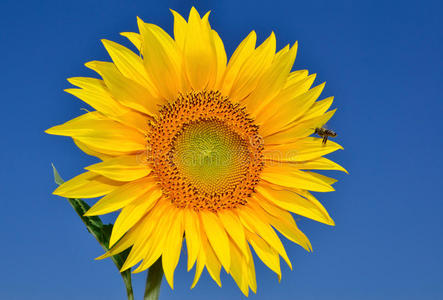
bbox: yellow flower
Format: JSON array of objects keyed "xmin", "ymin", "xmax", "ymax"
[{"xmin": 46, "ymin": 7, "xmax": 346, "ymax": 296}]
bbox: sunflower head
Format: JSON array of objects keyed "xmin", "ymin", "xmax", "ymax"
[{"xmin": 46, "ymin": 7, "xmax": 345, "ymax": 296}]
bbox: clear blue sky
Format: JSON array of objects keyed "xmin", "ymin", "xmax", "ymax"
[{"xmin": 1, "ymin": 0, "xmax": 442, "ymax": 299}]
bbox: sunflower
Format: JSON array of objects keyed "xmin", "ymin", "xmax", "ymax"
[{"xmin": 46, "ymin": 7, "xmax": 346, "ymax": 296}]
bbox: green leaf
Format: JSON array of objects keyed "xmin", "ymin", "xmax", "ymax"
[{"xmin": 52, "ymin": 164, "xmax": 134, "ymax": 300}]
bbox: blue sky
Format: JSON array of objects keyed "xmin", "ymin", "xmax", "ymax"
[{"xmin": 1, "ymin": 0, "xmax": 442, "ymax": 299}]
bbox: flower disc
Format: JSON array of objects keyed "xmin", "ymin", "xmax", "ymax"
[{"xmin": 148, "ymin": 91, "xmax": 263, "ymax": 212}]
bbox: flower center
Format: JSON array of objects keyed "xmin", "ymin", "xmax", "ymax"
[
  {"xmin": 172, "ymin": 120, "xmax": 250, "ymax": 195},
  {"xmin": 147, "ymin": 91, "xmax": 263, "ymax": 212}
]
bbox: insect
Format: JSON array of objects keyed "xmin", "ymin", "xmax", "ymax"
[{"xmin": 315, "ymin": 127, "xmax": 337, "ymax": 144}]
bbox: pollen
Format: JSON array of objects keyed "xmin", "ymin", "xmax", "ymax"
[{"xmin": 147, "ymin": 91, "xmax": 264, "ymax": 212}]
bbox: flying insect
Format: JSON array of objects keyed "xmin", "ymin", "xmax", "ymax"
[{"xmin": 315, "ymin": 127, "xmax": 337, "ymax": 144}]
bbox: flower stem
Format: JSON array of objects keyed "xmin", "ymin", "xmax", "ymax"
[
  {"xmin": 122, "ymin": 270, "xmax": 135, "ymax": 300},
  {"xmin": 144, "ymin": 258, "xmax": 163, "ymax": 300},
  {"xmin": 51, "ymin": 165, "xmax": 135, "ymax": 300}
]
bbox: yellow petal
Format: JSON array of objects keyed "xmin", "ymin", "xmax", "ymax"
[
  {"xmin": 260, "ymin": 83, "xmax": 326, "ymax": 136},
  {"xmin": 255, "ymin": 71, "xmax": 313, "ymax": 125},
  {"xmin": 138, "ymin": 18, "xmax": 182, "ymax": 100},
  {"xmin": 46, "ymin": 112, "xmax": 147, "ymax": 153},
  {"xmin": 84, "ymin": 176, "xmax": 157, "ymax": 216},
  {"xmin": 120, "ymin": 32, "xmax": 142, "ymax": 50},
  {"xmin": 170, "ymin": 9, "xmax": 187, "ymax": 50},
  {"xmin": 250, "ymin": 196, "xmax": 312, "ymax": 251},
  {"xmin": 244, "ymin": 42, "xmax": 298, "ymax": 117},
  {"xmin": 73, "ymin": 139, "xmax": 112, "ymax": 161},
  {"xmin": 76, "ymin": 136, "xmax": 145, "ymax": 154},
  {"xmin": 73, "ymin": 137, "xmax": 128, "ymax": 158},
  {"xmin": 53, "ymin": 171, "xmax": 122, "ymax": 198},
  {"xmin": 261, "ymin": 165, "xmax": 334, "ymax": 192},
  {"xmin": 46, "ymin": 110, "xmax": 104, "ymax": 134},
  {"xmin": 244, "ymin": 242, "xmax": 257, "ymax": 294},
  {"xmin": 264, "ymin": 137, "xmax": 343, "ymax": 162},
  {"xmin": 238, "ymin": 206, "xmax": 291, "ymax": 269},
  {"xmin": 218, "ymin": 210, "xmax": 249, "ymax": 260},
  {"xmin": 109, "ymin": 188, "xmax": 162, "ymax": 247},
  {"xmin": 65, "ymin": 77, "xmax": 149, "ymax": 134},
  {"xmin": 191, "ymin": 252, "xmax": 205, "ymax": 289},
  {"xmin": 101, "ymin": 39, "xmax": 157, "ymax": 92},
  {"xmin": 270, "ymin": 215, "xmax": 311, "ymax": 251},
  {"xmin": 212, "ymin": 30, "xmax": 227, "ymax": 89},
  {"xmin": 119, "ymin": 233, "xmax": 151, "ymax": 271},
  {"xmin": 230, "ymin": 242, "xmax": 257, "ymax": 294},
  {"xmin": 306, "ymin": 171, "xmax": 338, "ymax": 185},
  {"xmin": 229, "ymin": 32, "xmax": 276, "ymax": 102},
  {"xmin": 85, "ymin": 154, "xmax": 151, "ymax": 181},
  {"xmin": 284, "ymin": 69, "xmax": 309, "ymax": 88},
  {"xmin": 264, "ymin": 109, "xmax": 336, "ymax": 144},
  {"xmin": 245, "ymin": 230, "xmax": 281, "ymax": 279},
  {"xmin": 274, "ymin": 44, "xmax": 290, "ymax": 59},
  {"xmin": 118, "ymin": 200, "xmax": 171, "ymax": 270},
  {"xmin": 133, "ymin": 203, "xmax": 179, "ymax": 273},
  {"xmin": 279, "ymin": 72, "xmax": 316, "ymax": 99},
  {"xmin": 184, "ymin": 209, "xmax": 201, "ymax": 271},
  {"xmin": 162, "ymin": 209, "xmax": 184, "ymax": 289},
  {"xmin": 66, "ymin": 77, "xmax": 121, "ymax": 116},
  {"xmin": 302, "ymin": 96, "xmax": 334, "ymax": 120},
  {"xmin": 99, "ymin": 201, "xmax": 169, "ymax": 262},
  {"xmin": 86, "ymin": 60, "xmax": 163, "ymax": 115},
  {"xmin": 220, "ymin": 31, "xmax": 256, "ymax": 96},
  {"xmin": 182, "ymin": 7, "xmax": 217, "ymax": 90},
  {"xmin": 46, "ymin": 111, "xmax": 105, "ymax": 137},
  {"xmin": 273, "ymin": 157, "xmax": 348, "ymax": 173},
  {"xmin": 120, "ymin": 230, "xmax": 154, "ymax": 271},
  {"xmin": 229, "ymin": 241, "xmax": 250, "ymax": 296},
  {"xmin": 96, "ymin": 218, "xmax": 145, "ymax": 260},
  {"xmin": 200, "ymin": 231, "xmax": 222, "ymax": 287},
  {"xmin": 256, "ymin": 181, "xmax": 334, "ymax": 225},
  {"xmin": 200, "ymin": 211, "xmax": 231, "ymax": 272}
]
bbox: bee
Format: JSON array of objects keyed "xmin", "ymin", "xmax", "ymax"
[{"xmin": 315, "ymin": 127, "xmax": 337, "ymax": 144}]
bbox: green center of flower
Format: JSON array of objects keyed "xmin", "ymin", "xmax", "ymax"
[{"xmin": 172, "ymin": 120, "xmax": 250, "ymax": 194}]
